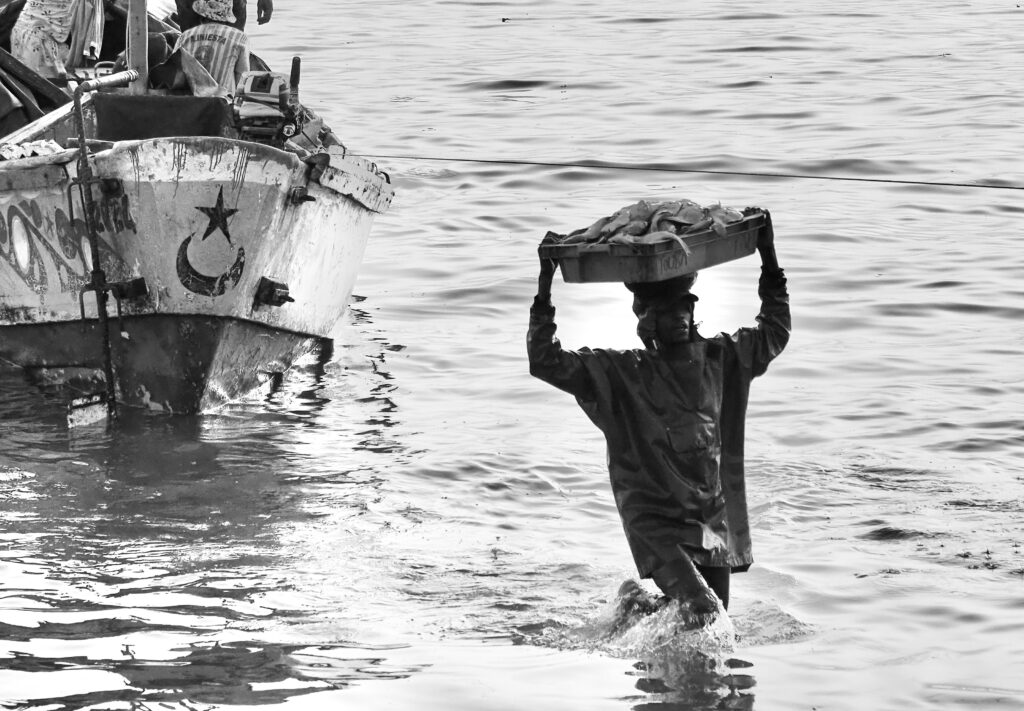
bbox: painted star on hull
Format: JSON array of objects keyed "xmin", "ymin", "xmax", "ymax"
[{"xmin": 197, "ymin": 187, "xmax": 238, "ymax": 244}]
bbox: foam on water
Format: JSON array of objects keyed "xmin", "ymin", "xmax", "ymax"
[
  {"xmin": 517, "ymin": 581, "xmax": 735, "ymax": 665},
  {"xmin": 0, "ymin": 466, "xmax": 34, "ymax": 483}
]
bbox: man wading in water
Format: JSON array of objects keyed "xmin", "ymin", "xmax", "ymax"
[{"xmin": 527, "ymin": 219, "xmax": 790, "ymax": 617}]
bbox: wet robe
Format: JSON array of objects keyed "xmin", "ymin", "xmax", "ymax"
[{"xmin": 527, "ymin": 268, "xmax": 790, "ymax": 577}]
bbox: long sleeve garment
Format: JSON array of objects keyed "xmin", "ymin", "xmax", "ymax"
[{"xmin": 527, "ymin": 268, "xmax": 790, "ymax": 577}]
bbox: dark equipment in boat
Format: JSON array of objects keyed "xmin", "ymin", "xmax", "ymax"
[{"xmin": 232, "ymin": 57, "xmax": 302, "ymax": 144}]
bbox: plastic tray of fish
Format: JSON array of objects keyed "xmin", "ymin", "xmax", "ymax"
[{"xmin": 538, "ymin": 199, "xmax": 768, "ymax": 283}]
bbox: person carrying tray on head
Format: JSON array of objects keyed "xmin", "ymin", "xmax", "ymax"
[{"xmin": 526, "ymin": 216, "xmax": 790, "ymax": 616}]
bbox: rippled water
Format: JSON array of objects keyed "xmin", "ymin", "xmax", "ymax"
[{"xmin": 3, "ymin": 1, "xmax": 1024, "ymax": 708}]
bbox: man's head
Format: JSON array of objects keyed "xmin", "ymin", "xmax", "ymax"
[
  {"xmin": 191, "ymin": 0, "xmax": 236, "ymax": 24},
  {"xmin": 626, "ymin": 274, "xmax": 699, "ymax": 349}
]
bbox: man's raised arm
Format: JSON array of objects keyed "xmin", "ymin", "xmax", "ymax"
[{"xmin": 527, "ymin": 254, "xmax": 592, "ymax": 397}]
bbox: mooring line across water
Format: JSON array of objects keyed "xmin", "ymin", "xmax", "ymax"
[{"xmin": 356, "ymin": 153, "xmax": 1024, "ymax": 192}]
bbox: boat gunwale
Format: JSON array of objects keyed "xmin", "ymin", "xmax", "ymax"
[{"xmin": 1, "ymin": 129, "xmax": 394, "ymax": 213}]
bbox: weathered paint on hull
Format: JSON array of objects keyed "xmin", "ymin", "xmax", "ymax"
[
  {"xmin": 0, "ymin": 137, "xmax": 392, "ymax": 412},
  {"xmin": 4, "ymin": 315, "xmax": 319, "ymax": 412}
]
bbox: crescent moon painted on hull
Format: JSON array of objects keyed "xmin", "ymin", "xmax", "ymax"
[{"xmin": 176, "ymin": 236, "xmax": 246, "ymax": 297}]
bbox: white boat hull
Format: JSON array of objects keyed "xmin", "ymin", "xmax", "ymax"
[{"xmin": 0, "ymin": 134, "xmax": 393, "ymax": 412}]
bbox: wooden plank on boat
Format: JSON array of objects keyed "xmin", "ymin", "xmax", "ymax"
[
  {"xmin": 0, "ymin": 68, "xmax": 45, "ymax": 120},
  {"xmin": 0, "ymin": 48, "xmax": 71, "ymax": 108},
  {"xmin": 0, "ymin": 164, "xmax": 68, "ymax": 192},
  {"xmin": 126, "ymin": 0, "xmax": 149, "ymax": 93},
  {"xmin": 317, "ymin": 162, "xmax": 394, "ymax": 213}
]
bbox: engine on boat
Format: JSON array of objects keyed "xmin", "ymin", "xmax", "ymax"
[{"xmin": 233, "ymin": 71, "xmax": 297, "ymax": 142}]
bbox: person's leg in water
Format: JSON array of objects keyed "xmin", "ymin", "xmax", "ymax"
[
  {"xmin": 695, "ymin": 564, "xmax": 730, "ymax": 611},
  {"xmin": 651, "ymin": 555, "xmax": 729, "ymax": 615}
]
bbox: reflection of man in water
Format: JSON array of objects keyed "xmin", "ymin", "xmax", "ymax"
[
  {"xmin": 175, "ymin": 0, "xmax": 251, "ymax": 96},
  {"xmin": 175, "ymin": 0, "xmax": 274, "ymax": 30},
  {"xmin": 527, "ymin": 219, "xmax": 790, "ymax": 616}
]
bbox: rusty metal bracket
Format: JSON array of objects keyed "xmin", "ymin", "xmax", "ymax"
[
  {"xmin": 254, "ymin": 277, "xmax": 294, "ymax": 308},
  {"xmin": 80, "ymin": 277, "xmax": 149, "ymax": 331},
  {"xmin": 289, "ymin": 186, "xmax": 315, "ymax": 204}
]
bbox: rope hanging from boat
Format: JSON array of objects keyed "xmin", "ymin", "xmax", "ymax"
[
  {"xmin": 68, "ymin": 70, "xmax": 141, "ymax": 421},
  {"xmin": 355, "ymin": 153, "xmax": 1024, "ymax": 193}
]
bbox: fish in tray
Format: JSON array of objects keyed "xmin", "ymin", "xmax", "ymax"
[
  {"xmin": 540, "ymin": 199, "xmax": 768, "ymax": 283},
  {"xmin": 552, "ymin": 199, "xmax": 747, "ymax": 248}
]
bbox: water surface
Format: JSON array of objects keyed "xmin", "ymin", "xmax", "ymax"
[{"xmin": 3, "ymin": 1, "xmax": 1024, "ymax": 708}]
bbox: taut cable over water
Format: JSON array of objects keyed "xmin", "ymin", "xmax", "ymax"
[{"xmin": 356, "ymin": 153, "xmax": 1024, "ymax": 192}]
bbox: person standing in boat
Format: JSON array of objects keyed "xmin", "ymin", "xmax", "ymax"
[
  {"xmin": 175, "ymin": 0, "xmax": 251, "ymax": 96},
  {"xmin": 174, "ymin": 0, "xmax": 273, "ymax": 31},
  {"xmin": 10, "ymin": 0, "xmax": 78, "ymax": 81},
  {"xmin": 526, "ymin": 221, "xmax": 790, "ymax": 616}
]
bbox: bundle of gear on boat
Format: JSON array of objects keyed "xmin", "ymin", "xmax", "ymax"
[
  {"xmin": 528, "ymin": 200, "xmax": 791, "ymax": 618},
  {"xmin": 6, "ymin": 0, "xmax": 270, "ymax": 85},
  {"xmin": 0, "ymin": 0, "xmax": 323, "ymax": 149}
]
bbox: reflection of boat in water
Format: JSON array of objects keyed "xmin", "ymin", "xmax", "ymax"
[{"xmin": 0, "ymin": 0, "xmax": 393, "ymax": 414}]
